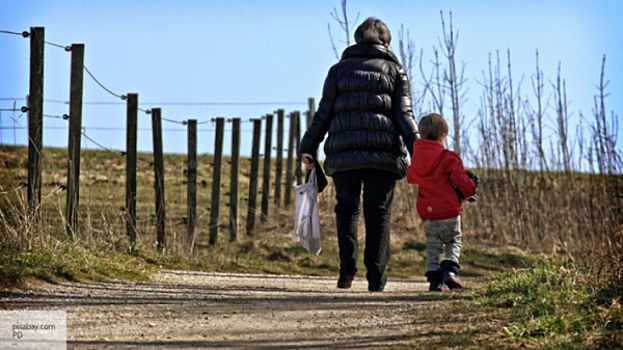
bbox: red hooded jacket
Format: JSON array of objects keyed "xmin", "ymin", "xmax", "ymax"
[{"xmin": 407, "ymin": 139, "xmax": 476, "ymax": 220}]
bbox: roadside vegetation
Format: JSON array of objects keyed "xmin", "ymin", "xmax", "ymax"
[
  {"xmin": 2, "ymin": 3, "xmax": 622, "ymax": 348},
  {"xmin": 474, "ymin": 261, "xmax": 623, "ymax": 349},
  {"xmin": 0, "ymin": 145, "xmax": 539, "ymax": 287},
  {"xmin": 1, "ymin": 143, "xmax": 621, "ymax": 348}
]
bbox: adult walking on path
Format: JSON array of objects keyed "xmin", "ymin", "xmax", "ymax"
[{"xmin": 300, "ymin": 17, "xmax": 419, "ymax": 292}]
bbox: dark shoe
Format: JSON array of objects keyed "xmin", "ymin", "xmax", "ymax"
[
  {"xmin": 368, "ymin": 283, "xmax": 384, "ymax": 292},
  {"xmin": 337, "ymin": 275, "xmax": 353, "ymax": 289},
  {"xmin": 367, "ymin": 273, "xmax": 387, "ymax": 292},
  {"xmin": 443, "ymin": 270, "xmax": 463, "ymax": 289},
  {"xmin": 429, "ymin": 280, "xmax": 450, "ymax": 292}
]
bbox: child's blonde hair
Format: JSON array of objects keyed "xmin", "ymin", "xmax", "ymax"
[{"xmin": 418, "ymin": 113, "xmax": 448, "ymax": 141}]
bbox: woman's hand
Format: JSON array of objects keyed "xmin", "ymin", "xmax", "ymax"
[{"xmin": 302, "ymin": 156, "xmax": 315, "ymax": 170}]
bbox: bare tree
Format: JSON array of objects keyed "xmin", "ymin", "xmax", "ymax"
[
  {"xmin": 398, "ymin": 24, "xmax": 428, "ymax": 117},
  {"xmin": 530, "ymin": 50, "xmax": 551, "ymax": 176},
  {"xmin": 552, "ymin": 63, "xmax": 572, "ymax": 175},
  {"xmin": 418, "ymin": 48, "xmax": 445, "ymax": 117},
  {"xmin": 327, "ymin": 0, "xmax": 360, "ymax": 60},
  {"xmin": 439, "ymin": 11, "xmax": 468, "ymax": 156},
  {"xmin": 398, "ymin": 25, "xmax": 415, "ymax": 107}
]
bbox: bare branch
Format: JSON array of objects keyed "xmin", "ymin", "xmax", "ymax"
[
  {"xmin": 328, "ymin": 0, "xmax": 360, "ymax": 51},
  {"xmin": 327, "ymin": 22, "xmax": 340, "ymax": 60}
]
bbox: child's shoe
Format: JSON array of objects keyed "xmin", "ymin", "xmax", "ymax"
[
  {"xmin": 429, "ymin": 280, "xmax": 450, "ymax": 292},
  {"xmin": 443, "ymin": 270, "xmax": 463, "ymax": 289}
]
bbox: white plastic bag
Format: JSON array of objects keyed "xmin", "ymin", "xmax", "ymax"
[{"xmin": 293, "ymin": 167, "xmax": 322, "ymax": 255}]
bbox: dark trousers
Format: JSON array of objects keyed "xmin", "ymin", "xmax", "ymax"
[{"xmin": 332, "ymin": 169, "xmax": 398, "ymax": 288}]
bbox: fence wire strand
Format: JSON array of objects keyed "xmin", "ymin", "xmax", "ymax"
[
  {"xmin": 43, "ymin": 114, "xmax": 68, "ymax": 120},
  {"xmin": 81, "ymin": 130, "xmax": 113, "ymax": 152},
  {"xmin": 2, "ymin": 98, "xmax": 304, "ymax": 106},
  {"xmin": 83, "ymin": 65, "xmax": 126, "ymax": 100},
  {"xmin": 0, "ymin": 29, "xmax": 25, "ymax": 36},
  {"xmin": 1, "ymin": 26, "xmax": 308, "ymax": 244},
  {"xmin": 45, "ymin": 41, "xmax": 70, "ymax": 51}
]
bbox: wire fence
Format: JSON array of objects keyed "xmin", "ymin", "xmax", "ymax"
[{"xmin": 0, "ymin": 26, "xmax": 313, "ymax": 253}]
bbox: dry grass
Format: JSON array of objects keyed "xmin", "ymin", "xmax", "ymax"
[{"xmin": 0, "ymin": 144, "xmax": 540, "ymax": 287}]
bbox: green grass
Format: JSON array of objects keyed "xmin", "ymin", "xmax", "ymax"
[
  {"xmin": 0, "ymin": 239, "xmax": 156, "ymax": 288},
  {"xmin": 473, "ymin": 260, "xmax": 623, "ymax": 349}
]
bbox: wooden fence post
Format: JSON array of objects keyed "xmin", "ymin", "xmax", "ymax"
[
  {"xmin": 307, "ymin": 97, "xmax": 315, "ymax": 127},
  {"xmin": 295, "ymin": 111, "xmax": 302, "ymax": 185},
  {"xmin": 246, "ymin": 118, "xmax": 262, "ymax": 236},
  {"xmin": 187, "ymin": 119, "xmax": 197, "ymax": 253},
  {"xmin": 27, "ymin": 26, "xmax": 44, "ymax": 225},
  {"xmin": 229, "ymin": 118, "xmax": 240, "ymax": 241},
  {"xmin": 274, "ymin": 109, "xmax": 284, "ymax": 207},
  {"xmin": 284, "ymin": 112, "xmax": 295, "ymax": 207},
  {"xmin": 151, "ymin": 108, "xmax": 166, "ymax": 253},
  {"xmin": 209, "ymin": 117, "xmax": 225, "ymax": 245},
  {"xmin": 65, "ymin": 43, "xmax": 84, "ymax": 238},
  {"xmin": 261, "ymin": 113, "xmax": 273, "ymax": 222},
  {"xmin": 126, "ymin": 93, "xmax": 138, "ymax": 246}
]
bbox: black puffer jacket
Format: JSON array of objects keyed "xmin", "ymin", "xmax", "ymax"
[{"xmin": 299, "ymin": 44, "xmax": 418, "ymax": 178}]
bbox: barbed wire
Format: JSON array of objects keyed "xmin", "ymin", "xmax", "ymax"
[
  {"xmin": 0, "ymin": 110, "xmax": 70, "ymax": 120},
  {"xmin": 1, "ymin": 98, "xmax": 303, "ymax": 126},
  {"xmin": 1, "ymin": 109, "xmax": 291, "ymax": 133},
  {"xmin": 1, "ymin": 28, "xmax": 306, "ymax": 129},
  {"xmin": 134, "ymin": 102, "xmax": 306, "ymax": 106},
  {"xmin": 0, "ymin": 126, "xmax": 260, "ymax": 132},
  {"xmin": 45, "ymin": 41, "xmax": 71, "ymax": 51},
  {"xmin": 80, "ymin": 129, "xmax": 113, "ymax": 152},
  {"xmin": 2, "ymin": 123, "xmax": 299, "ymax": 156},
  {"xmin": 1, "ymin": 98, "xmax": 306, "ymax": 107},
  {"xmin": 43, "ymin": 114, "xmax": 69, "ymax": 120},
  {"xmin": 83, "ymin": 65, "xmax": 126, "ymax": 101},
  {"xmin": 161, "ymin": 117, "xmax": 185, "ymax": 125},
  {"xmin": 0, "ymin": 29, "xmax": 27, "ymax": 36},
  {"xmin": 137, "ymin": 107, "xmax": 151, "ymax": 115},
  {"xmin": 0, "ymin": 28, "xmax": 72, "ymax": 51},
  {"xmin": 0, "ymin": 107, "xmax": 28, "ymax": 113},
  {"xmin": 78, "ymin": 129, "xmax": 160, "ymax": 169},
  {"xmin": 75, "ymin": 128, "xmax": 220, "ymax": 171},
  {"xmin": 1, "ymin": 28, "xmax": 306, "ymax": 226}
]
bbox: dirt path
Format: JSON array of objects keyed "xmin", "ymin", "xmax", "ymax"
[{"xmin": 1, "ymin": 271, "xmax": 454, "ymax": 349}]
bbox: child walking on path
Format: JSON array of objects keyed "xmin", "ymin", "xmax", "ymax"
[{"xmin": 407, "ymin": 113, "xmax": 477, "ymax": 291}]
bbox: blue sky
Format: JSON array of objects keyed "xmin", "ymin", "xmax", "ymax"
[{"xmin": 1, "ymin": 0, "xmax": 621, "ymax": 162}]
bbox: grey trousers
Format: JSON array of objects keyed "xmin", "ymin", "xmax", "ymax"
[{"xmin": 423, "ymin": 215, "xmax": 462, "ymax": 274}]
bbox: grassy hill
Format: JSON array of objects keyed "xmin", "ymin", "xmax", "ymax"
[
  {"xmin": 1, "ymin": 144, "xmax": 622, "ymax": 348},
  {"xmin": 0, "ymin": 144, "xmax": 540, "ymax": 284}
]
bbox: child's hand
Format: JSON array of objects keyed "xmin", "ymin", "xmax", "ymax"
[
  {"xmin": 466, "ymin": 170, "xmax": 479, "ymax": 202},
  {"xmin": 454, "ymin": 170, "xmax": 479, "ymax": 203}
]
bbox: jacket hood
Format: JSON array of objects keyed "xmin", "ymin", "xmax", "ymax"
[
  {"xmin": 341, "ymin": 44, "xmax": 402, "ymax": 66},
  {"xmin": 411, "ymin": 139, "xmax": 445, "ymax": 176}
]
